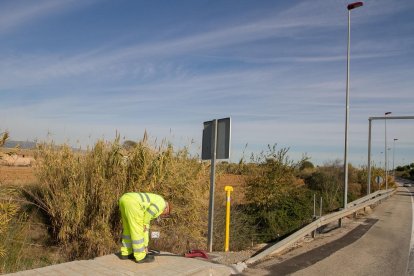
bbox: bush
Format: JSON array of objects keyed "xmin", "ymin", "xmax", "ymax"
[
  {"xmin": 300, "ymin": 160, "xmax": 314, "ymax": 171},
  {"xmin": 304, "ymin": 161, "xmax": 343, "ymax": 211},
  {"xmin": 244, "ymin": 145, "xmax": 312, "ymax": 243},
  {"xmin": 212, "ymin": 191, "xmax": 257, "ymax": 251},
  {"xmin": 395, "ymin": 163, "xmax": 414, "ymax": 181}
]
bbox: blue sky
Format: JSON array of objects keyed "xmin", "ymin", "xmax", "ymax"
[{"xmin": 0, "ymin": 0, "xmax": 413, "ymax": 167}]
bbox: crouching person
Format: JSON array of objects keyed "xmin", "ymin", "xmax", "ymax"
[{"xmin": 119, "ymin": 192, "xmax": 170, "ymax": 263}]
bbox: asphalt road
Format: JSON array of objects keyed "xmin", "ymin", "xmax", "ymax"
[{"xmin": 245, "ymin": 182, "xmax": 414, "ymax": 276}]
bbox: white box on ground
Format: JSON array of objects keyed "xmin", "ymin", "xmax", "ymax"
[{"xmin": 151, "ymin": 231, "xmax": 160, "ymax": 239}]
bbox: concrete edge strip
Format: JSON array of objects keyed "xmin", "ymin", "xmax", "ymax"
[{"xmin": 405, "ymin": 186, "xmax": 414, "ymax": 275}]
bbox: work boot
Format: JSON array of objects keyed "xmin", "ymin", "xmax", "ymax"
[
  {"xmin": 134, "ymin": 254, "xmax": 155, "ymax": 263},
  {"xmin": 120, "ymin": 253, "xmax": 134, "ymax": 260}
]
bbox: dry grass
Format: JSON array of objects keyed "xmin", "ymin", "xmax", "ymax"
[
  {"xmin": 0, "ymin": 186, "xmax": 62, "ymax": 274},
  {"xmin": 0, "ymin": 166, "xmax": 37, "ymax": 186},
  {"xmin": 0, "ymin": 187, "xmax": 21, "ymax": 273},
  {"xmin": 0, "ymin": 188, "xmax": 19, "ymax": 257},
  {"xmin": 0, "ymin": 132, "xmax": 20, "ymax": 265},
  {"xmin": 26, "ymin": 137, "xmax": 211, "ymax": 259}
]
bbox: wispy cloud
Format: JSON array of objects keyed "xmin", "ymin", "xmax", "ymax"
[
  {"xmin": 1, "ymin": 0, "xmax": 412, "ymax": 88},
  {"xmin": 0, "ymin": 0, "xmax": 96, "ymax": 35},
  {"xmin": 1, "ymin": 0, "xmax": 413, "ymax": 165}
]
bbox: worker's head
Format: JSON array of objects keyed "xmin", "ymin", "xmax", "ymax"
[{"xmin": 161, "ymin": 201, "xmax": 171, "ymax": 217}]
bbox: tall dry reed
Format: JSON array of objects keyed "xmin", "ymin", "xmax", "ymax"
[
  {"xmin": 29, "ymin": 136, "xmax": 210, "ymax": 259},
  {"xmin": 0, "ymin": 187, "xmax": 26, "ymax": 274}
]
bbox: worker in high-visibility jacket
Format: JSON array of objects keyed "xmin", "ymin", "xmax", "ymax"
[{"xmin": 119, "ymin": 192, "xmax": 170, "ymax": 263}]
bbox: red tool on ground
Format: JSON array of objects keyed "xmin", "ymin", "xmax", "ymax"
[{"xmin": 184, "ymin": 249, "xmax": 209, "ymax": 259}]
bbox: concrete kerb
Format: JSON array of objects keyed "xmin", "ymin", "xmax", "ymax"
[
  {"xmin": 94, "ymin": 253, "xmax": 234, "ymax": 275},
  {"xmin": 5, "ymin": 252, "xmax": 234, "ymax": 276}
]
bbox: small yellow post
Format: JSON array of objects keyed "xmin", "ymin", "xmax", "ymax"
[{"xmin": 224, "ymin": 185, "xmax": 233, "ymax": 252}]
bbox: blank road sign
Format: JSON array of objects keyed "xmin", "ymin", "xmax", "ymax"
[
  {"xmin": 375, "ymin": 176, "xmax": 383, "ymax": 184},
  {"xmin": 202, "ymin": 117, "xmax": 231, "ymax": 160}
]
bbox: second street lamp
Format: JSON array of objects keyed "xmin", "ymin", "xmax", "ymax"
[
  {"xmin": 384, "ymin": 111, "xmax": 391, "ymax": 189},
  {"xmin": 343, "ymin": 1, "xmax": 363, "ymax": 209},
  {"xmin": 393, "ymin": 138, "xmax": 398, "ymax": 177}
]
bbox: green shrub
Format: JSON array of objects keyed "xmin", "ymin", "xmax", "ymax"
[
  {"xmin": 303, "ymin": 161, "xmax": 344, "ymax": 211},
  {"xmin": 244, "ymin": 145, "xmax": 312, "ymax": 243},
  {"xmin": 300, "ymin": 160, "xmax": 314, "ymax": 171},
  {"xmin": 212, "ymin": 191, "xmax": 257, "ymax": 251},
  {"xmin": 395, "ymin": 163, "xmax": 414, "ymax": 181}
]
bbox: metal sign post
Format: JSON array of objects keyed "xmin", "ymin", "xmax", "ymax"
[
  {"xmin": 202, "ymin": 117, "xmax": 231, "ymax": 252},
  {"xmin": 207, "ymin": 119, "xmax": 217, "ymax": 253}
]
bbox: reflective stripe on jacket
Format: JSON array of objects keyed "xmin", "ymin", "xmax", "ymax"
[{"xmin": 135, "ymin": 192, "xmax": 166, "ymax": 227}]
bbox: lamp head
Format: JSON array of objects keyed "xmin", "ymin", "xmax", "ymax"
[{"xmin": 347, "ymin": 2, "xmax": 363, "ymax": 10}]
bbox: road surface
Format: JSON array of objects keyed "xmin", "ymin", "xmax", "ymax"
[{"xmin": 244, "ymin": 183, "xmax": 414, "ymax": 276}]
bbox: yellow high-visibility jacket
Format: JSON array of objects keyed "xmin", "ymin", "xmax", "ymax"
[
  {"xmin": 137, "ymin": 192, "xmax": 166, "ymax": 231},
  {"xmin": 119, "ymin": 192, "xmax": 167, "ymax": 261}
]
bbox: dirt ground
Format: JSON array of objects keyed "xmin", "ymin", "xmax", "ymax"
[{"xmin": 0, "ymin": 165, "xmax": 37, "ymax": 186}]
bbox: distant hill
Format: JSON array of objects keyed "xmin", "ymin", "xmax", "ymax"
[{"xmin": 4, "ymin": 140, "xmax": 37, "ymax": 149}]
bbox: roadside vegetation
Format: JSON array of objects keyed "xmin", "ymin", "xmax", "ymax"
[
  {"xmin": 1, "ymin": 132, "xmax": 61, "ymax": 273},
  {"xmin": 0, "ymin": 132, "xmax": 19, "ymax": 265},
  {"xmin": 0, "ymin": 132, "xmax": 399, "ymax": 273},
  {"xmin": 27, "ymin": 135, "xmax": 210, "ymax": 260},
  {"xmin": 395, "ymin": 163, "xmax": 414, "ymax": 181}
]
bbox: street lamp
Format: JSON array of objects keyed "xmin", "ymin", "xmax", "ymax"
[
  {"xmin": 387, "ymin": 147, "xmax": 391, "ymax": 173},
  {"xmin": 344, "ymin": 1, "xmax": 363, "ymax": 209},
  {"xmin": 393, "ymin": 138, "xmax": 398, "ymax": 177},
  {"xmin": 384, "ymin": 111, "xmax": 391, "ymax": 189}
]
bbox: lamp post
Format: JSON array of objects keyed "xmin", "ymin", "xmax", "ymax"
[
  {"xmin": 379, "ymin": 152, "xmax": 383, "ymax": 167},
  {"xmin": 344, "ymin": 1, "xmax": 363, "ymax": 209},
  {"xmin": 393, "ymin": 138, "xmax": 398, "ymax": 177},
  {"xmin": 384, "ymin": 111, "xmax": 391, "ymax": 189}
]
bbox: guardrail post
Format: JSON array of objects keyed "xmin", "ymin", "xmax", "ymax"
[
  {"xmin": 312, "ymin": 194, "xmax": 317, "ymax": 238},
  {"xmin": 319, "ymin": 197, "xmax": 323, "ymax": 218}
]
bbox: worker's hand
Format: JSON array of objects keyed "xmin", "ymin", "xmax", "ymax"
[
  {"xmin": 145, "ymin": 247, "xmax": 148, "ymax": 253},
  {"xmin": 144, "ymin": 225, "xmax": 148, "ymax": 232}
]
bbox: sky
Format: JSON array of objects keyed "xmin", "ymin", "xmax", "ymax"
[{"xmin": 0, "ymin": 0, "xmax": 413, "ymax": 167}]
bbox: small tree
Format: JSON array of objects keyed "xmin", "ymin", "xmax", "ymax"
[
  {"xmin": 300, "ymin": 160, "xmax": 314, "ymax": 171},
  {"xmin": 0, "ymin": 131, "xmax": 9, "ymax": 147}
]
